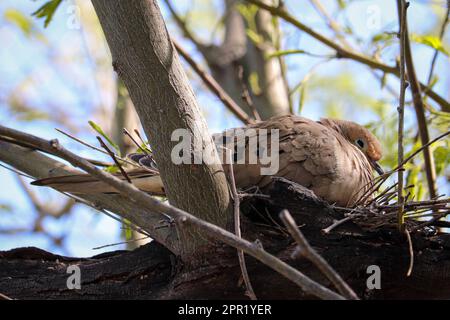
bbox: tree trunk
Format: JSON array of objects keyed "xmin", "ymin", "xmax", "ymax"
[{"xmin": 91, "ymin": 0, "xmax": 232, "ymax": 260}]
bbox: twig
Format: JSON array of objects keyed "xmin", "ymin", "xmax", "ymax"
[
  {"xmin": 133, "ymin": 129, "xmax": 153, "ymax": 153},
  {"xmin": 245, "ymin": 0, "xmax": 450, "ymax": 112},
  {"xmin": 16, "ymin": 175, "xmax": 75, "ymax": 218},
  {"xmin": 55, "ymin": 128, "xmax": 137, "ymax": 167},
  {"xmin": 172, "ymin": 39, "xmax": 254, "ymax": 125},
  {"xmin": 404, "ymin": 228, "xmax": 414, "ymax": 277},
  {"xmin": 92, "ymin": 236, "xmax": 150, "ymax": 250},
  {"xmin": 162, "ymin": 0, "xmax": 204, "ymax": 50},
  {"xmin": 0, "ymin": 292, "xmax": 13, "ymax": 300},
  {"xmin": 398, "ymin": 0, "xmax": 438, "ymax": 200},
  {"xmin": 97, "ymin": 136, "xmax": 131, "ymax": 183},
  {"xmin": 0, "ymin": 125, "xmax": 344, "ymax": 300},
  {"xmin": 280, "ymin": 210, "xmax": 359, "ymax": 300},
  {"xmin": 237, "ymin": 65, "xmax": 261, "ymax": 122},
  {"xmin": 322, "ymin": 214, "xmax": 362, "ymax": 234},
  {"xmin": 123, "ymin": 128, "xmax": 150, "ymax": 155},
  {"xmin": 426, "ymin": 6, "xmax": 449, "ymax": 87},
  {"xmin": 397, "ymin": 0, "xmax": 409, "ymax": 231},
  {"xmin": 225, "ymin": 147, "xmax": 257, "ymax": 300}
]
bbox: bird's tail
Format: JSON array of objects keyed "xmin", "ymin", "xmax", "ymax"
[
  {"xmin": 31, "ymin": 153, "xmax": 165, "ymax": 195},
  {"xmin": 31, "ymin": 170, "xmax": 165, "ymax": 195}
]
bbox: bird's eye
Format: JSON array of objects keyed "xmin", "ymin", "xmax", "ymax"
[{"xmin": 355, "ymin": 139, "xmax": 365, "ymax": 149}]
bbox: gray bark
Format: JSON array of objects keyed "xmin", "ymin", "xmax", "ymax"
[
  {"xmin": 197, "ymin": 0, "xmax": 291, "ymax": 119},
  {"xmin": 91, "ymin": 0, "xmax": 232, "ymax": 259}
]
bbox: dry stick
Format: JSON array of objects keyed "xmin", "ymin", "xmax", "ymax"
[
  {"xmin": 280, "ymin": 210, "xmax": 359, "ymax": 300},
  {"xmin": 123, "ymin": 128, "xmax": 149, "ymax": 155},
  {"xmin": 308, "ymin": 0, "xmax": 400, "ymax": 99},
  {"xmin": 399, "ymin": 0, "xmax": 438, "ymax": 201},
  {"xmin": 97, "ymin": 136, "xmax": 131, "ymax": 183},
  {"xmin": 245, "ymin": 0, "xmax": 450, "ymax": 112},
  {"xmin": 92, "ymin": 236, "xmax": 150, "ymax": 250},
  {"xmin": 163, "ymin": 0, "xmax": 203, "ymax": 50},
  {"xmin": 172, "ymin": 39, "xmax": 254, "ymax": 125},
  {"xmin": 0, "ymin": 135, "xmax": 112, "ymax": 168},
  {"xmin": 356, "ymin": 129, "xmax": 449, "ymax": 206},
  {"xmin": 237, "ymin": 65, "xmax": 261, "ymax": 122},
  {"xmin": 55, "ymin": 128, "xmax": 137, "ymax": 167},
  {"xmin": 397, "ymin": 0, "xmax": 409, "ymax": 231},
  {"xmin": 225, "ymin": 148, "xmax": 257, "ymax": 300},
  {"xmin": 0, "ymin": 292, "xmax": 13, "ymax": 300},
  {"xmin": 397, "ymin": 130, "xmax": 450, "ymax": 171},
  {"xmin": 426, "ymin": 6, "xmax": 449, "ymax": 87},
  {"xmin": 133, "ymin": 129, "xmax": 153, "ymax": 154},
  {"xmin": 0, "ymin": 125, "xmax": 344, "ymax": 300},
  {"xmin": 404, "ymin": 228, "xmax": 414, "ymax": 277}
]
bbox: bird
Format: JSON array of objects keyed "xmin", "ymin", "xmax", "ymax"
[{"xmin": 31, "ymin": 115, "xmax": 383, "ymax": 207}]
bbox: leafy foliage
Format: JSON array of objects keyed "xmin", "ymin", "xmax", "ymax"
[
  {"xmin": 32, "ymin": 0, "xmax": 62, "ymax": 28},
  {"xmin": 411, "ymin": 34, "xmax": 449, "ymax": 56}
]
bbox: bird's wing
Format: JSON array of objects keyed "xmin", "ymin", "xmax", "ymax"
[{"xmin": 215, "ymin": 115, "xmax": 373, "ymax": 206}]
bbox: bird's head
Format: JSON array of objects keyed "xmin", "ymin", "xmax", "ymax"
[{"xmin": 321, "ymin": 118, "xmax": 384, "ymax": 175}]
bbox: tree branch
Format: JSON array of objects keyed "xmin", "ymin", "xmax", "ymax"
[
  {"xmin": 0, "ymin": 139, "xmax": 178, "ymax": 253},
  {"xmin": 173, "ymin": 40, "xmax": 255, "ymax": 124},
  {"xmin": 397, "ymin": 0, "xmax": 438, "ymax": 200},
  {"xmin": 397, "ymin": 0, "xmax": 409, "ymax": 229},
  {"xmin": 280, "ymin": 210, "xmax": 359, "ymax": 300},
  {"xmin": 246, "ymin": 0, "xmax": 450, "ymax": 112},
  {"xmin": 0, "ymin": 127, "xmax": 344, "ymax": 300}
]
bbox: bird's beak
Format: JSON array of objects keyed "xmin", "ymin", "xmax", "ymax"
[{"xmin": 370, "ymin": 159, "xmax": 384, "ymax": 175}]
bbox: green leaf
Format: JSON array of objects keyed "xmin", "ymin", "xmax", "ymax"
[
  {"xmin": 32, "ymin": 0, "xmax": 63, "ymax": 28},
  {"xmin": 105, "ymin": 165, "xmax": 119, "ymax": 174},
  {"xmin": 337, "ymin": 0, "xmax": 347, "ymax": 9},
  {"xmin": 411, "ymin": 34, "xmax": 449, "ymax": 56},
  {"xmin": 88, "ymin": 120, "xmax": 121, "ymax": 155},
  {"xmin": 433, "ymin": 145, "xmax": 450, "ymax": 175},
  {"xmin": 248, "ymin": 72, "xmax": 261, "ymax": 95},
  {"xmin": 371, "ymin": 33, "xmax": 394, "ymax": 43},
  {"xmin": 267, "ymin": 49, "xmax": 308, "ymax": 59},
  {"xmin": 123, "ymin": 219, "xmax": 133, "ymax": 241},
  {"xmin": 4, "ymin": 9, "xmax": 33, "ymax": 36},
  {"xmin": 246, "ymin": 29, "xmax": 263, "ymax": 46}
]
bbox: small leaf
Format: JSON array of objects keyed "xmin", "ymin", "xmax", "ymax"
[
  {"xmin": 4, "ymin": 9, "xmax": 33, "ymax": 36},
  {"xmin": 337, "ymin": 0, "xmax": 347, "ymax": 9},
  {"xmin": 246, "ymin": 29, "xmax": 263, "ymax": 45},
  {"xmin": 433, "ymin": 145, "xmax": 450, "ymax": 175},
  {"xmin": 32, "ymin": 0, "xmax": 63, "ymax": 28},
  {"xmin": 123, "ymin": 219, "xmax": 133, "ymax": 241},
  {"xmin": 248, "ymin": 72, "xmax": 261, "ymax": 96},
  {"xmin": 105, "ymin": 165, "xmax": 119, "ymax": 174},
  {"xmin": 411, "ymin": 34, "xmax": 449, "ymax": 56},
  {"xmin": 267, "ymin": 49, "xmax": 308, "ymax": 59},
  {"xmin": 88, "ymin": 120, "xmax": 121, "ymax": 155}
]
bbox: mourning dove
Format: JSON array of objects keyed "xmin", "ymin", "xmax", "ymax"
[{"xmin": 32, "ymin": 115, "xmax": 383, "ymax": 206}]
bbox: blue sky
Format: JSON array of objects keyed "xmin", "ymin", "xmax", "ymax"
[{"xmin": 0, "ymin": 0, "xmax": 448, "ymax": 257}]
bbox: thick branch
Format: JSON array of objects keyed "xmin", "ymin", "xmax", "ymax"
[
  {"xmin": 0, "ymin": 140, "xmax": 178, "ymax": 253},
  {"xmin": 0, "ymin": 127, "xmax": 343, "ymax": 299}
]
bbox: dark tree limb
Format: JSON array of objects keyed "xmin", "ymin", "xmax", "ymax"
[{"xmin": 2, "ymin": 178, "xmax": 450, "ymax": 300}]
